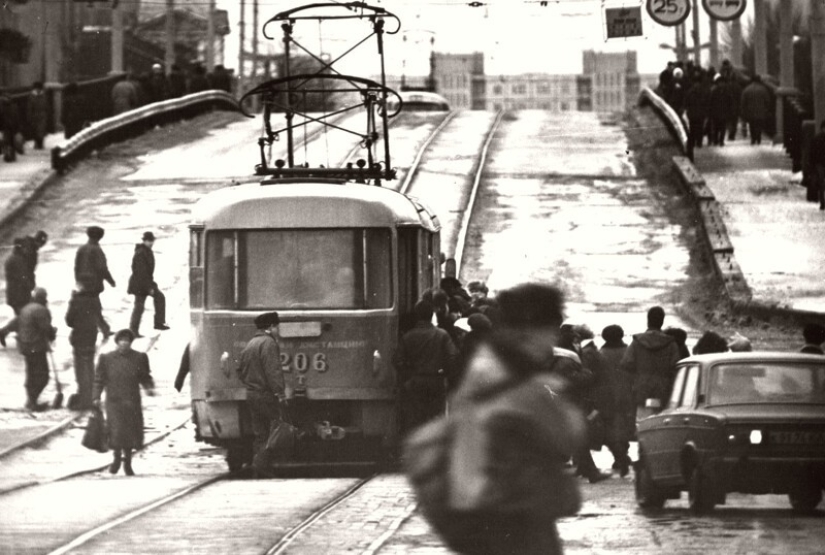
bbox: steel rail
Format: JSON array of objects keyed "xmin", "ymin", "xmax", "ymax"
[
  {"xmin": 265, "ymin": 474, "xmax": 375, "ymax": 555},
  {"xmin": 398, "ymin": 110, "xmax": 458, "ymax": 195},
  {"xmin": 452, "ymin": 110, "xmax": 504, "ymax": 277},
  {"xmin": 45, "ymin": 473, "xmax": 227, "ymax": 555}
]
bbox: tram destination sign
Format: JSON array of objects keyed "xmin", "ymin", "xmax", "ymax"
[
  {"xmin": 702, "ymin": 0, "xmax": 746, "ymax": 21},
  {"xmin": 646, "ymin": 0, "xmax": 691, "ymax": 27},
  {"xmin": 605, "ymin": 6, "xmax": 643, "ymax": 39}
]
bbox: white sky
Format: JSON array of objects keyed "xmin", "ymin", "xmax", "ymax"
[{"xmin": 217, "ymin": 0, "xmax": 757, "ymax": 76}]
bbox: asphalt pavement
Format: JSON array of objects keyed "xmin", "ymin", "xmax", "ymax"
[{"xmin": 0, "ymin": 124, "xmax": 822, "ymax": 456}]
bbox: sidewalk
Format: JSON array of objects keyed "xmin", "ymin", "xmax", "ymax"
[{"xmin": 691, "ymin": 134, "xmax": 825, "ymax": 315}]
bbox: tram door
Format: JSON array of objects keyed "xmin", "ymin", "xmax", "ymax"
[{"xmin": 397, "ymin": 227, "xmax": 438, "ymax": 333}]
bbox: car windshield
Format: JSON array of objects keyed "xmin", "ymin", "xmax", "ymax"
[{"xmin": 709, "ymin": 362, "xmax": 825, "ymax": 405}]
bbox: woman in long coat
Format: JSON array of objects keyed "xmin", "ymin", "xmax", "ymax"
[{"xmin": 92, "ymin": 329, "xmax": 155, "ymax": 475}]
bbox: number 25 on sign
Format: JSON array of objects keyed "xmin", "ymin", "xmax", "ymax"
[{"xmin": 646, "ymin": 0, "xmax": 691, "ymax": 26}]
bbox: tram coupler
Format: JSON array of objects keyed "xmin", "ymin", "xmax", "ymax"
[{"xmin": 315, "ymin": 421, "xmax": 346, "ymax": 440}]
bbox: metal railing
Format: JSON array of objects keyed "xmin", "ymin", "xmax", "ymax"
[
  {"xmin": 51, "ymin": 90, "xmax": 239, "ymax": 171},
  {"xmin": 638, "ymin": 86, "xmax": 688, "ymax": 156}
]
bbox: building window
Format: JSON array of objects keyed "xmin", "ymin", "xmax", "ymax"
[
  {"xmin": 493, "ymin": 85, "xmax": 502, "ymax": 95},
  {"xmin": 513, "ymin": 84, "xmax": 526, "ymax": 95}
]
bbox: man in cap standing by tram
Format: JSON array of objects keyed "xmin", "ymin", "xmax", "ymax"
[{"xmin": 238, "ymin": 311, "xmax": 285, "ymax": 475}]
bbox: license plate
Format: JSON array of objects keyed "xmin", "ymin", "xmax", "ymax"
[{"xmin": 770, "ymin": 431, "xmax": 825, "ymax": 445}]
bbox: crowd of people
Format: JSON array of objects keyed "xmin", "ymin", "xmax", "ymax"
[
  {"xmin": 657, "ymin": 58, "xmax": 774, "ymax": 149},
  {"xmin": 0, "ymin": 61, "xmax": 234, "ymax": 159},
  {"xmin": 1, "ymin": 226, "xmax": 169, "ymax": 424}
]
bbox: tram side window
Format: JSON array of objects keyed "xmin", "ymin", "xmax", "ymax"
[{"xmin": 206, "ymin": 231, "xmax": 236, "ymax": 308}]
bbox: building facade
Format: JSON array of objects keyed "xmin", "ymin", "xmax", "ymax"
[
  {"xmin": 581, "ymin": 50, "xmax": 641, "ymax": 112},
  {"xmin": 484, "ymin": 73, "xmax": 578, "ymax": 112},
  {"xmin": 431, "ymin": 52, "xmax": 485, "ymax": 109}
]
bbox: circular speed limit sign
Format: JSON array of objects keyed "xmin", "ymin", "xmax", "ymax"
[
  {"xmin": 702, "ymin": 0, "xmax": 747, "ymax": 21},
  {"xmin": 646, "ymin": 0, "xmax": 691, "ymax": 27}
]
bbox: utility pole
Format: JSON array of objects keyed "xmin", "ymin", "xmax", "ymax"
[
  {"xmin": 776, "ymin": 0, "xmax": 795, "ymax": 143},
  {"xmin": 753, "ymin": 0, "xmax": 768, "ymax": 76},
  {"xmin": 111, "ymin": 1, "xmax": 124, "ymax": 74},
  {"xmin": 166, "ymin": 0, "xmax": 175, "ymax": 73},
  {"xmin": 691, "ymin": 0, "xmax": 701, "ymax": 65},
  {"xmin": 813, "ymin": 0, "xmax": 825, "ymax": 123},
  {"xmin": 252, "ymin": 0, "xmax": 259, "ymax": 84},
  {"xmin": 206, "ymin": 0, "xmax": 216, "ymax": 71},
  {"xmin": 730, "ymin": 19, "xmax": 743, "ymax": 67},
  {"xmin": 239, "ymin": 0, "xmax": 246, "ymax": 94},
  {"xmin": 709, "ymin": 19, "xmax": 719, "ymax": 69}
]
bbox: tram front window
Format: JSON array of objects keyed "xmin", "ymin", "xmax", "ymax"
[{"xmin": 206, "ymin": 229, "xmax": 391, "ymax": 310}]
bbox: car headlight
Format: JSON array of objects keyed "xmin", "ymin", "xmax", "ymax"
[
  {"xmin": 749, "ymin": 429, "xmax": 763, "ymax": 445},
  {"xmin": 727, "ymin": 429, "xmax": 764, "ymax": 445}
]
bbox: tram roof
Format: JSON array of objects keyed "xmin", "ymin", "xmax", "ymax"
[{"xmin": 191, "ymin": 180, "xmax": 440, "ymax": 231}]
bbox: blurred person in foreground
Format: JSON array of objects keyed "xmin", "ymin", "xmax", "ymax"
[
  {"xmin": 692, "ymin": 330, "xmax": 729, "ymax": 355},
  {"xmin": 800, "ymin": 323, "xmax": 825, "ymax": 355},
  {"xmin": 445, "ymin": 283, "xmax": 585, "ymax": 554},
  {"xmin": 93, "ymin": 329, "xmax": 155, "ymax": 475}
]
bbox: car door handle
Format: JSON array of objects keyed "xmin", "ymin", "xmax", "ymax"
[
  {"xmin": 663, "ymin": 418, "xmax": 671, "ymax": 424},
  {"xmin": 683, "ymin": 417, "xmax": 691, "ymax": 424}
]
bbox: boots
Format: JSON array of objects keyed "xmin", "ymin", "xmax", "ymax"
[
  {"xmin": 123, "ymin": 449, "xmax": 134, "ymax": 476},
  {"xmin": 109, "ymin": 449, "xmax": 122, "ymax": 474}
]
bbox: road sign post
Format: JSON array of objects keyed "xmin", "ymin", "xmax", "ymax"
[{"xmin": 646, "ymin": 0, "xmax": 691, "ymax": 27}]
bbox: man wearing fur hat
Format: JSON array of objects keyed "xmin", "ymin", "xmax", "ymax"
[
  {"xmin": 128, "ymin": 231, "xmax": 169, "ymax": 337},
  {"xmin": 74, "ymin": 226, "xmax": 115, "ymax": 338},
  {"xmin": 238, "ymin": 312, "xmax": 285, "ymax": 473}
]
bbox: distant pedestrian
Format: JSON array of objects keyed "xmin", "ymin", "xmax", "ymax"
[
  {"xmin": 92, "ymin": 329, "xmax": 155, "ymax": 476},
  {"xmin": 146, "ymin": 63, "xmax": 169, "ymax": 104},
  {"xmin": 111, "ymin": 73, "xmax": 140, "ymax": 115},
  {"xmin": 727, "ymin": 331, "xmax": 752, "ymax": 352},
  {"xmin": 619, "ymin": 306, "xmax": 680, "ymax": 414},
  {"xmin": 62, "ymin": 82, "xmax": 85, "ymax": 140},
  {"xmin": 127, "ymin": 231, "xmax": 169, "ymax": 337},
  {"xmin": 692, "ymin": 330, "xmax": 728, "ymax": 355},
  {"xmin": 188, "ymin": 64, "xmax": 211, "ymax": 94},
  {"xmin": 394, "ymin": 300, "xmax": 459, "ymax": 432},
  {"xmin": 740, "ymin": 74, "xmax": 772, "ymax": 145},
  {"xmin": 810, "ymin": 120, "xmax": 825, "ymax": 210},
  {"xmin": 665, "ymin": 67, "xmax": 686, "ymax": 117},
  {"xmin": 3, "ymin": 238, "xmax": 34, "ymax": 315},
  {"xmin": 684, "ymin": 72, "xmax": 711, "ymax": 149},
  {"xmin": 709, "ymin": 74, "xmax": 733, "ymax": 146},
  {"xmin": 800, "ymin": 323, "xmax": 825, "ymax": 355},
  {"xmin": 466, "ymin": 280, "xmax": 489, "ymax": 309},
  {"xmin": 237, "ymin": 312, "xmax": 284, "ymax": 476},
  {"xmin": 168, "ymin": 64, "xmax": 187, "ymax": 98},
  {"xmin": 19, "ymin": 229, "xmax": 48, "ymax": 284},
  {"xmin": 66, "ymin": 278, "xmax": 101, "ymax": 410},
  {"xmin": 599, "ymin": 324, "xmax": 633, "ymax": 476},
  {"xmin": 1, "ymin": 94, "xmax": 22, "ymax": 162},
  {"xmin": 664, "ymin": 326, "xmax": 690, "ymax": 360},
  {"xmin": 209, "ymin": 64, "xmax": 232, "ymax": 93},
  {"xmin": 74, "ymin": 226, "xmax": 115, "ymax": 339},
  {"xmin": 17, "ymin": 287, "xmax": 56, "ymax": 411},
  {"xmin": 26, "ymin": 82, "xmax": 48, "ymax": 149}
]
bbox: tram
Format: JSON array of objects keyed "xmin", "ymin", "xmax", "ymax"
[{"xmin": 186, "ymin": 3, "xmax": 444, "ymax": 470}]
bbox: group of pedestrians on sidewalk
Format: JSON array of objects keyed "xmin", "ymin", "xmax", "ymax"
[{"xmin": 1, "ymin": 226, "xmax": 169, "ymax": 413}]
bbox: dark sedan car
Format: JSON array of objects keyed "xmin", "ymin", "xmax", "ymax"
[{"xmin": 635, "ymin": 352, "xmax": 825, "ymax": 513}]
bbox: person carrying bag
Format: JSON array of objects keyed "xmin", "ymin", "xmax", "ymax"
[
  {"xmin": 82, "ymin": 407, "xmax": 109, "ymax": 453},
  {"xmin": 404, "ymin": 283, "xmax": 586, "ymax": 555}
]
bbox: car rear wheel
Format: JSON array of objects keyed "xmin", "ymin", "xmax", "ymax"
[
  {"xmin": 688, "ymin": 466, "xmax": 716, "ymax": 514},
  {"xmin": 789, "ymin": 487, "xmax": 823, "ymax": 514},
  {"xmin": 635, "ymin": 458, "xmax": 666, "ymax": 510}
]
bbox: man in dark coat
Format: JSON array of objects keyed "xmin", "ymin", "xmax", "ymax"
[
  {"xmin": 61, "ymin": 82, "xmax": 85, "ymax": 140},
  {"xmin": 619, "ymin": 306, "xmax": 681, "ymax": 414},
  {"xmin": 93, "ymin": 329, "xmax": 155, "ymax": 475},
  {"xmin": 74, "ymin": 226, "xmax": 115, "ymax": 339},
  {"xmin": 238, "ymin": 311, "xmax": 285, "ymax": 475},
  {"xmin": 17, "ymin": 287, "xmax": 56, "ymax": 411},
  {"xmin": 709, "ymin": 74, "xmax": 733, "ymax": 146},
  {"xmin": 1, "ymin": 94, "xmax": 22, "ymax": 162},
  {"xmin": 209, "ymin": 64, "xmax": 233, "ymax": 93},
  {"xmin": 393, "ymin": 300, "xmax": 460, "ymax": 433},
  {"xmin": 66, "ymin": 278, "xmax": 101, "ymax": 409},
  {"xmin": 0, "ymin": 239, "xmax": 35, "ymax": 348},
  {"xmin": 740, "ymin": 74, "xmax": 772, "ymax": 145},
  {"xmin": 128, "ymin": 231, "xmax": 169, "ymax": 337},
  {"xmin": 26, "ymin": 82, "xmax": 48, "ymax": 149},
  {"xmin": 800, "ymin": 323, "xmax": 825, "ymax": 355},
  {"xmin": 19, "ymin": 230, "xmax": 47, "ymax": 284},
  {"xmin": 684, "ymin": 72, "xmax": 711, "ymax": 149},
  {"xmin": 811, "ymin": 119, "xmax": 825, "ymax": 210}
]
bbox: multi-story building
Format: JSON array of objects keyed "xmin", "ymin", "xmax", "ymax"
[
  {"xmin": 581, "ymin": 50, "xmax": 641, "ymax": 112},
  {"xmin": 484, "ymin": 73, "xmax": 578, "ymax": 112},
  {"xmin": 431, "ymin": 52, "xmax": 485, "ymax": 109}
]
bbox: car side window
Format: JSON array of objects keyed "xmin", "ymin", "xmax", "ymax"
[
  {"xmin": 680, "ymin": 365, "xmax": 700, "ymax": 408},
  {"xmin": 667, "ymin": 366, "xmax": 687, "ymax": 409}
]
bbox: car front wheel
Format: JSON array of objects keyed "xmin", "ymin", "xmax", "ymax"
[
  {"xmin": 688, "ymin": 466, "xmax": 716, "ymax": 514},
  {"xmin": 788, "ymin": 486, "xmax": 823, "ymax": 514},
  {"xmin": 635, "ymin": 458, "xmax": 666, "ymax": 510}
]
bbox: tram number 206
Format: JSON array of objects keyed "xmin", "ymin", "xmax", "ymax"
[{"xmin": 281, "ymin": 352, "xmax": 328, "ymax": 373}]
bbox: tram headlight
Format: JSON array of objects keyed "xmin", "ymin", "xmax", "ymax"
[{"xmin": 373, "ymin": 350, "xmax": 383, "ymax": 375}]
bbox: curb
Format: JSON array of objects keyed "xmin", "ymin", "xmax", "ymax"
[
  {"xmin": 670, "ymin": 155, "xmax": 825, "ymax": 325},
  {"xmin": 0, "ymin": 168, "xmax": 60, "ymax": 232}
]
